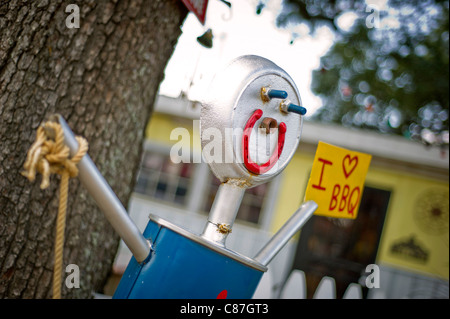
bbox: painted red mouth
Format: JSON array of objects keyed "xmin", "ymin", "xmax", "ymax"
[{"xmin": 242, "ymin": 109, "xmax": 286, "ymax": 175}]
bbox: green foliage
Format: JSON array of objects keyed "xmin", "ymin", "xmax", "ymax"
[{"xmin": 278, "ymin": 0, "xmax": 449, "ymax": 146}]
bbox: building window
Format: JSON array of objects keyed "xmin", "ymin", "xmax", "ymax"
[
  {"xmin": 203, "ymin": 175, "xmax": 269, "ymax": 225},
  {"xmin": 135, "ymin": 151, "xmax": 194, "ymax": 206}
]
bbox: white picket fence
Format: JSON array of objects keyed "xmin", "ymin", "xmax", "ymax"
[
  {"xmin": 253, "ymin": 268, "xmax": 367, "ymax": 299},
  {"xmin": 253, "ymin": 267, "xmax": 450, "ymax": 299}
]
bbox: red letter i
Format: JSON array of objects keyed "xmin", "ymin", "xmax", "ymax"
[{"xmin": 312, "ymin": 158, "xmax": 333, "ymax": 191}]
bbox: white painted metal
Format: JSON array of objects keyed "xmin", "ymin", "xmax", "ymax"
[
  {"xmin": 343, "ymin": 283, "xmax": 363, "ymax": 299},
  {"xmin": 313, "ymin": 276, "xmax": 337, "ymax": 299},
  {"xmin": 280, "ymin": 270, "xmax": 307, "ymax": 299}
]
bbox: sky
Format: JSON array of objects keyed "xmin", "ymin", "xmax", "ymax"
[{"xmin": 158, "ymin": 0, "xmax": 336, "ymax": 117}]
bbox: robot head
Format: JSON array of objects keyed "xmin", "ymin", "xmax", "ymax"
[{"xmin": 201, "ymin": 55, "xmax": 305, "ymax": 187}]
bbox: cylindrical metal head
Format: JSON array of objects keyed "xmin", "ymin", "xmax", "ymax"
[{"xmin": 200, "ymin": 55, "xmax": 303, "ymax": 187}]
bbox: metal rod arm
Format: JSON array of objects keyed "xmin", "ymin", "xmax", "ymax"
[
  {"xmin": 55, "ymin": 115, "xmax": 151, "ymax": 263},
  {"xmin": 253, "ymin": 200, "xmax": 317, "ymax": 266}
]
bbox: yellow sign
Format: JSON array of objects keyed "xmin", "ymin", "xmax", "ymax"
[{"xmin": 305, "ymin": 142, "xmax": 372, "ymax": 219}]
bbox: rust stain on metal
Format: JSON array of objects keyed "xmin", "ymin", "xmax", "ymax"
[
  {"xmin": 225, "ymin": 177, "xmax": 253, "ymax": 188},
  {"xmin": 217, "ymin": 223, "xmax": 232, "ymax": 234},
  {"xmin": 260, "ymin": 86, "xmax": 270, "ymax": 103}
]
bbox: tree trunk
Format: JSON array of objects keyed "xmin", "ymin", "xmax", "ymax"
[{"xmin": 0, "ymin": 0, "xmax": 188, "ymax": 298}]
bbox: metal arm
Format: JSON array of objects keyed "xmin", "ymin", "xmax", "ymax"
[
  {"xmin": 55, "ymin": 115, "xmax": 151, "ymax": 263},
  {"xmin": 253, "ymin": 200, "xmax": 317, "ymax": 266}
]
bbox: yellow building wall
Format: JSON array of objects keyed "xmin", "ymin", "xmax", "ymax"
[
  {"xmin": 272, "ymin": 151, "xmax": 449, "ymax": 280},
  {"xmin": 145, "ymin": 113, "xmax": 177, "ymax": 144},
  {"xmin": 145, "ymin": 113, "xmax": 201, "ymax": 153},
  {"xmin": 374, "ymin": 171, "xmax": 449, "ymax": 280},
  {"xmin": 270, "ymin": 152, "xmax": 313, "ymax": 232}
]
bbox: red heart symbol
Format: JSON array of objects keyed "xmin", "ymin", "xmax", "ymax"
[{"xmin": 342, "ymin": 155, "xmax": 358, "ymax": 178}]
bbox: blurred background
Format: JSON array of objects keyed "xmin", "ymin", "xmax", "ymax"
[{"xmin": 106, "ymin": 0, "xmax": 449, "ymax": 298}]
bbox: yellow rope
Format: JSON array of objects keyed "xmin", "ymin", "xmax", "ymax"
[{"xmin": 22, "ymin": 120, "xmax": 88, "ymax": 299}]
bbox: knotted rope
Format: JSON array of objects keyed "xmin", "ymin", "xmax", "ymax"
[{"xmin": 22, "ymin": 120, "xmax": 88, "ymax": 299}]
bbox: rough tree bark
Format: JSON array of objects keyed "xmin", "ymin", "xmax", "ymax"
[{"xmin": 0, "ymin": 0, "xmax": 188, "ymax": 298}]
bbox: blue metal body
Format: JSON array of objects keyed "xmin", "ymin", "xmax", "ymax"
[{"xmin": 113, "ymin": 215, "xmax": 266, "ymax": 299}]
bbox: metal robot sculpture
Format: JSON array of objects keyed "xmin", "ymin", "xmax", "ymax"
[{"xmin": 56, "ymin": 55, "xmax": 318, "ymax": 298}]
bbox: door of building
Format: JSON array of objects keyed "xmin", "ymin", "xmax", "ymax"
[{"xmin": 290, "ymin": 186, "xmax": 391, "ymax": 298}]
